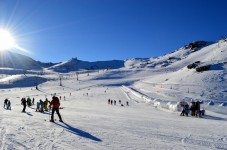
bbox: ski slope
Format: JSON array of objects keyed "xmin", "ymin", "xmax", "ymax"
[
  {"xmin": 0, "ymin": 39, "xmax": 226, "ymax": 149},
  {"xmin": 0, "ymin": 69, "xmax": 227, "ymax": 150}
]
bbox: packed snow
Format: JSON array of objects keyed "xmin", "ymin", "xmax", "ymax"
[{"xmin": 0, "ymin": 40, "xmax": 227, "ymax": 149}]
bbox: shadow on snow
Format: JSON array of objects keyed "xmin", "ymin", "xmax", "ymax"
[
  {"xmin": 26, "ymin": 112, "xmax": 33, "ymax": 116},
  {"xmin": 203, "ymin": 115, "xmax": 227, "ymax": 121},
  {"xmin": 54, "ymin": 122, "xmax": 102, "ymax": 142}
]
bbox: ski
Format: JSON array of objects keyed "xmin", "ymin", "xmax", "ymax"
[{"xmin": 44, "ymin": 119, "xmax": 58, "ymax": 122}]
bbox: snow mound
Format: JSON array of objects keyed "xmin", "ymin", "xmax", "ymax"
[{"xmin": 207, "ymin": 100, "xmax": 215, "ymax": 105}]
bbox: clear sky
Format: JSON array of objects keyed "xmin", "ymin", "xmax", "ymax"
[{"xmin": 0, "ymin": 0, "xmax": 227, "ymax": 63}]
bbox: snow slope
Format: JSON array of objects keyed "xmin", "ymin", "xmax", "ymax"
[
  {"xmin": 0, "ymin": 70, "xmax": 227, "ymax": 150},
  {"xmin": 124, "ymin": 40, "xmax": 227, "ymax": 115},
  {"xmin": 0, "ymin": 39, "xmax": 226, "ymax": 149}
]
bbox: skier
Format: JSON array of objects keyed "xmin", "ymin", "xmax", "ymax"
[
  {"xmin": 21, "ymin": 98, "xmax": 27, "ymax": 112},
  {"xmin": 7, "ymin": 100, "xmax": 11, "ymax": 110},
  {"xmin": 49, "ymin": 96, "xmax": 63, "ymax": 122},
  {"xmin": 44, "ymin": 98, "xmax": 49, "ymax": 111},
  {"xmin": 195, "ymin": 101, "xmax": 202, "ymax": 117},
  {"xmin": 27, "ymin": 97, "xmax": 32, "ymax": 107},
  {"xmin": 39, "ymin": 99, "xmax": 44, "ymax": 112},
  {"xmin": 32, "ymin": 98, "xmax": 35, "ymax": 105},
  {"xmin": 108, "ymin": 99, "xmax": 110, "ymax": 104},
  {"xmin": 36, "ymin": 101, "xmax": 40, "ymax": 112},
  {"xmin": 190, "ymin": 102, "xmax": 196, "ymax": 116},
  {"xmin": 180, "ymin": 104, "xmax": 189, "ymax": 116},
  {"xmin": 4, "ymin": 98, "xmax": 8, "ymax": 109}
]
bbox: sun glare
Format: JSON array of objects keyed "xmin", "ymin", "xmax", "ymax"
[{"xmin": 0, "ymin": 29, "xmax": 16, "ymax": 51}]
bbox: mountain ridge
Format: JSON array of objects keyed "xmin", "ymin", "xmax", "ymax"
[{"xmin": 0, "ymin": 39, "xmax": 226, "ymax": 73}]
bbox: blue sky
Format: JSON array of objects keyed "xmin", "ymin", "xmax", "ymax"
[{"xmin": 0, "ymin": 0, "xmax": 227, "ymax": 63}]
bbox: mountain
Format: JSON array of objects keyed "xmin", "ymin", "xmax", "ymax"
[
  {"xmin": 0, "ymin": 51, "xmax": 124, "ymax": 72},
  {"xmin": 0, "ymin": 51, "xmax": 59, "ymax": 70},
  {"xmin": 124, "ymin": 39, "xmax": 227, "ymax": 107},
  {"xmin": 0, "ymin": 39, "xmax": 226, "ymax": 75},
  {"xmin": 48, "ymin": 57, "xmax": 124, "ymax": 72},
  {"xmin": 0, "ymin": 51, "xmax": 43, "ymax": 70},
  {"xmin": 124, "ymin": 41, "xmax": 216, "ymax": 69}
]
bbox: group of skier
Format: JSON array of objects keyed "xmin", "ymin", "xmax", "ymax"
[
  {"xmin": 3, "ymin": 95, "xmax": 63, "ymax": 123},
  {"xmin": 21, "ymin": 96, "xmax": 63, "ymax": 122},
  {"xmin": 36, "ymin": 98, "xmax": 50, "ymax": 112},
  {"xmin": 180, "ymin": 101, "xmax": 205, "ymax": 117},
  {"xmin": 108, "ymin": 99, "xmax": 129, "ymax": 106}
]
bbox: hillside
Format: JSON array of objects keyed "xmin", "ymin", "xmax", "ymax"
[
  {"xmin": 123, "ymin": 40, "xmax": 227, "ymax": 114},
  {"xmin": 0, "ymin": 51, "xmax": 43, "ymax": 70},
  {"xmin": 0, "ymin": 51, "xmax": 59, "ymax": 70},
  {"xmin": 48, "ymin": 57, "xmax": 124, "ymax": 72}
]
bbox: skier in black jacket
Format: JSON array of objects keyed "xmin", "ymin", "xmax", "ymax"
[
  {"xmin": 4, "ymin": 99, "xmax": 8, "ymax": 109},
  {"xmin": 21, "ymin": 98, "xmax": 27, "ymax": 112}
]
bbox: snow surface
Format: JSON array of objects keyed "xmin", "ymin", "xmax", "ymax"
[{"xmin": 0, "ymin": 40, "xmax": 227, "ymax": 149}]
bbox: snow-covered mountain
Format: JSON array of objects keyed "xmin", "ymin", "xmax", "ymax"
[
  {"xmin": 124, "ymin": 41, "xmax": 217, "ymax": 69},
  {"xmin": 0, "ymin": 51, "xmax": 124, "ymax": 72},
  {"xmin": 0, "ymin": 39, "xmax": 226, "ymax": 93},
  {"xmin": 0, "ymin": 51, "xmax": 43, "ymax": 70},
  {"xmin": 48, "ymin": 57, "xmax": 124, "ymax": 72},
  {"xmin": 0, "ymin": 51, "xmax": 59, "ymax": 70},
  {"xmin": 2, "ymin": 40, "xmax": 226, "ymax": 75},
  {"xmin": 123, "ymin": 39, "xmax": 227, "ymax": 113}
]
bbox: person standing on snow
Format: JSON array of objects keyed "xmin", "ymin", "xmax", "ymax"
[
  {"xmin": 32, "ymin": 98, "xmax": 35, "ymax": 105},
  {"xmin": 44, "ymin": 98, "xmax": 49, "ymax": 111},
  {"xmin": 36, "ymin": 101, "xmax": 40, "ymax": 112},
  {"xmin": 21, "ymin": 98, "xmax": 27, "ymax": 112},
  {"xmin": 49, "ymin": 96, "xmax": 63, "ymax": 122},
  {"xmin": 27, "ymin": 97, "xmax": 32, "ymax": 107},
  {"xmin": 4, "ymin": 99, "xmax": 8, "ymax": 109},
  {"xmin": 39, "ymin": 99, "xmax": 44, "ymax": 112},
  {"xmin": 7, "ymin": 100, "xmax": 11, "ymax": 110}
]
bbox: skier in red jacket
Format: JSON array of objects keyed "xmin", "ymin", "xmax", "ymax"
[{"xmin": 49, "ymin": 96, "xmax": 63, "ymax": 122}]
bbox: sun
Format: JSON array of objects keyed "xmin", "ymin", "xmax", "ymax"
[{"xmin": 0, "ymin": 29, "xmax": 16, "ymax": 51}]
